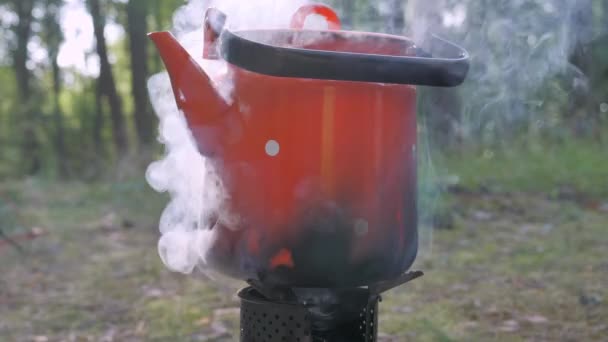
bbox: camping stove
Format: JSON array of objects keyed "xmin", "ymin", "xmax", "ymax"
[{"xmin": 238, "ymin": 271, "xmax": 423, "ymax": 342}]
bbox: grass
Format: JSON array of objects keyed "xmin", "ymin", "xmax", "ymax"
[
  {"xmin": 432, "ymin": 139, "xmax": 608, "ymax": 198},
  {"xmin": 1, "ymin": 141, "xmax": 607, "ymax": 341},
  {"xmin": 393, "ymin": 194, "xmax": 607, "ymax": 341}
]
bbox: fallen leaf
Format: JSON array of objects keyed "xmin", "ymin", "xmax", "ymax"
[
  {"xmin": 377, "ymin": 332, "xmax": 398, "ymax": 341},
  {"xmin": 450, "ymin": 283, "xmax": 469, "ymax": 292},
  {"xmin": 471, "ymin": 210, "xmax": 493, "ymax": 221},
  {"xmin": 213, "ymin": 307, "xmax": 240, "ymax": 317},
  {"xmin": 100, "ymin": 212, "xmax": 119, "ymax": 230},
  {"xmin": 393, "ymin": 306, "xmax": 413, "ymax": 314},
  {"xmin": 197, "ymin": 316, "xmax": 211, "ymax": 326},
  {"xmin": 593, "ymin": 324, "xmax": 607, "ymax": 333},
  {"xmin": 461, "ymin": 321, "xmax": 479, "ymax": 329},
  {"xmin": 484, "ymin": 306, "xmax": 512, "ymax": 320},
  {"xmin": 142, "ymin": 287, "xmax": 165, "ymax": 298},
  {"xmin": 541, "ymin": 224, "xmax": 554, "ymax": 234},
  {"xmin": 100, "ymin": 327, "xmax": 117, "ymax": 342},
  {"xmin": 498, "ymin": 320, "xmax": 519, "ymax": 332},
  {"xmin": 135, "ymin": 321, "xmax": 146, "ymax": 335},
  {"xmin": 472, "ymin": 298, "xmax": 482, "ymax": 308},
  {"xmin": 30, "ymin": 227, "xmax": 46, "ymax": 236},
  {"xmin": 524, "ymin": 314, "xmax": 549, "ymax": 324}
]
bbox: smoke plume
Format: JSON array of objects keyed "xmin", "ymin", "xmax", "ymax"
[{"xmin": 145, "ymin": 0, "xmax": 325, "ymax": 275}]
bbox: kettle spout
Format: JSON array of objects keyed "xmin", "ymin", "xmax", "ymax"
[{"xmin": 148, "ymin": 31, "xmax": 229, "ymax": 133}]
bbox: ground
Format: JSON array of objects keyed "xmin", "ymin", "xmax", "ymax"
[{"xmin": 1, "ymin": 146, "xmax": 607, "ymax": 341}]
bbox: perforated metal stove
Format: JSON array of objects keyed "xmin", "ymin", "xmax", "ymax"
[{"xmin": 238, "ymin": 271, "xmax": 423, "ymax": 342}]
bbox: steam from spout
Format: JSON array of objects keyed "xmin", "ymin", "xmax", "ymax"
[{"xmin": 146, "ymin": 0, "xmax": 317, "ymax": 276}]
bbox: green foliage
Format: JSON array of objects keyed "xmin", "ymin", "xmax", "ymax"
[
  {"xmin": 0, "ymin": 66, "xmax": 18, "ymax": 178},
  {"xmin": 436, "ymin": 138, "xmax": 608, "ymax": 197}
]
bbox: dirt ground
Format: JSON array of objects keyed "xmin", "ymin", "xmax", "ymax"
[{"xmin": 1, "ymin": 179, "xmax": 606, "ymax": 341}]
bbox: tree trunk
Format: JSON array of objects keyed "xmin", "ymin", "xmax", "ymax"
[
  {"xmin": 88, "ymin": 0, "xmax": 129, "ymax": 155},
  {"xmin": 93, "ymin": 82, "xmax": 105, "ymax": 159},
  {"xmin": 13, "ymin": 0, "xmax": 41, "ymax": 175},
  {"xmin": 151, "ymin": 0, "xmax": 163, "ymax": 73},
  {"xmin": 127, "ymin": 0, "xmax": 156, "ymax": 148},
  {"xmin": 45, "ymin": 0, "xmax": 68, "ymax": 178},
  {"xmin": 340, "ymin": 0, "xmax": 354, "ymax": 29},
  {"xmin": 50, "ymin": 51, "xmax": 68, "ymax": 178},
  {"xmin": 567, "ymin": 0, "xmax": 595, "ymax": 137},
  {"xmin": 381, "ymin": 0, "xmax": 404, "ymax": 34}
]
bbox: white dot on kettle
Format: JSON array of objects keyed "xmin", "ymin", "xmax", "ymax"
[
  {"xmin": 354, "ymin": 218, "xmax": 369, "ymax": 236},
  {"xmin": 265, "ymin": 140, "xmax": 280, "ymax": 157}
]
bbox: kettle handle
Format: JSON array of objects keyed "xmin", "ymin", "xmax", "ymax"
[
  {"xmin": 204, "ymin": 4, "xmax": 341, "ymax": 60},
  {"xmin": 209, "ymin": 5, "xmax": 469, "ymax": 87},
  {"xmin": 220, "ymin": 28, "xmax": 469, "ymax": 87},
  {"xmin": 290, "ymin": 4, "xmax": 341, "ymax": 30}
]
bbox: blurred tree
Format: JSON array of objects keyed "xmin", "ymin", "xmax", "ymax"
[
  {"xmin": 87, "ymin": 0, "xmax": 129, "ymax": 156},
  {"xmin": 127, "ymin": 0, "xmax": 155, "ymax": 149},
  {"xmin": 42, "ymin": 0, "xmax": 68, "ymax": 178},
  {"xmin": 148, "ymin": 0, "xmax": 183, "ymax": 73},
  {"xmin": 339, "ymin": 0, "xmax": 354, "ymax": 28},
  {"xmin": 378, "ymin": 0, "xmax": 404, "ymax": 34},
  {"xmin": 404, "ymin": 0, "xmax": 463, "ymax": 146},
  {"xmin": 567, "ymin": 0, "xmax": 598, "ymax": 138},
  {"xmin": 93, "ymin": 79, "xmax": 106, "ymax": 160},
  {"xmin": 8, "ymin": 0, "xmax": 41, "ymax": 175}
]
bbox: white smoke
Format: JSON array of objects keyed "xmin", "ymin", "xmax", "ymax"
[
  {"xmin": 402, "ymin": 0, "xmax": 605, "ymax": 260},
  {"xmin": 406, "ymin": 0, "xmax": 599, "ymax": 137},
  {"xmin": 145, "ymin": 0, "xmax": 334, "ymax": 275}
]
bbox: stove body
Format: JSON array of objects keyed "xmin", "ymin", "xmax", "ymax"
[{"xmin": 238, "ymin": 271, "xmax": 423, "ymax": 342}]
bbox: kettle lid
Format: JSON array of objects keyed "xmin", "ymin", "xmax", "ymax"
[{"xmin": 208, "ymin": 5, "xmax": 470, "ymax": 87}]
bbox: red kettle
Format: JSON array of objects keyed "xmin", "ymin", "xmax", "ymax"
[{"xmin": 149, "ymin": 4, "xmax": 469, "ymax": 288}]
